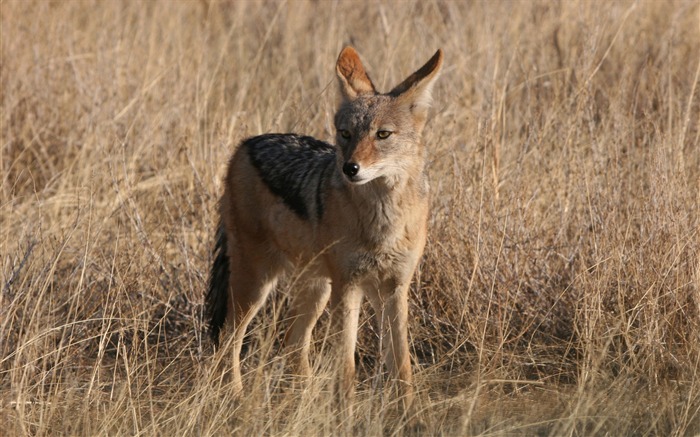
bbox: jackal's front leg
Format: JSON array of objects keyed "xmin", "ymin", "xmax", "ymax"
[
  {"xmin": 284, "ymin": 277, "xmax": 331, "ymax": 378},
  {"xmin": 375, "ymin": 279, "xmax": 415, "ymax": 412},
  {"xmin": 329, "ymin": 284, "xmax": 363, "ymax": 411}
]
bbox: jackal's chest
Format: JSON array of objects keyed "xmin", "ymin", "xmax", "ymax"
[
  {"xmin": 333, "ymin": 222, "xmax": 424, "ymax": 283},
  {"xmin": 343, "ymin": 248, "xmax": 410, "ymax": 281},
  {"xmin": 327, "ymin": 195, "xmax": 427, "ymax": 281}
]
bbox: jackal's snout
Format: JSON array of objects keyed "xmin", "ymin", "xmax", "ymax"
[
  {"xmin": 342, "ymin": 162, "xmax": 360, "ymax": 178},
  {"xmin": 339, "ymin": 134, "xmax": 380, "ymax": 184},
  {"xmin": 341, "ymin": 146, "xmax": 375, "ymax": 184}
]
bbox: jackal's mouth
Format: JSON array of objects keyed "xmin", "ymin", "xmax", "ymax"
[{"xmin": 343, "ymin": 173, "xmax": 371, "ymax": 185}]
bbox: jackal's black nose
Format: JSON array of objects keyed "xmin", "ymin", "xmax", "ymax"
[{"xmin": 343, "ymin": 162, "xmax": 360, "ymax": 177}]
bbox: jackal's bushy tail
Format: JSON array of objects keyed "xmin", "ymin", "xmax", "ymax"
[{"xmin": 206, "ymin": 224, "xmax": 229, "ymax": 346}]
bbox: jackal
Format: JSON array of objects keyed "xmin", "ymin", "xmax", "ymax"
[{"xmin": 206, "ymin": 46, "xmax": 443, "ymax": 410}]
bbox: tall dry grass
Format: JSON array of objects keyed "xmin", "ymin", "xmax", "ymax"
[{"xmin": 2, "ymin": 0, "xmax": 699, "ymax": 435}]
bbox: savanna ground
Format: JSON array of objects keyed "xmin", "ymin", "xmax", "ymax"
[{"xmin": 2, "ymin": 0, "xmax": 699, "ymax": 435}]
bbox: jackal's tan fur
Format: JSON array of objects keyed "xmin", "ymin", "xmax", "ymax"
[{"xmin": 206, "ymin": 46, "xmax": 443, "ymax": 411}]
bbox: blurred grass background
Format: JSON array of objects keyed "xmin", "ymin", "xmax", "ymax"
[{"xmin": 2, "ymin": 0, "xmax": 699, "ymax": 435}]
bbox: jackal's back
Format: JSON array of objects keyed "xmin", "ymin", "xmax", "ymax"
[{"xmin": 243, "ymin": 134, "xmax": 336, "ymax": 221}]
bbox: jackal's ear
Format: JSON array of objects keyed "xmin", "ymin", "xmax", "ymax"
[
  {"xmin": 336, "ymin": 46, "xmax": 377, "ymax": 101},
  {"xmin": 390, "ymin": 49, "xmax": 443, "ymax": 115}
]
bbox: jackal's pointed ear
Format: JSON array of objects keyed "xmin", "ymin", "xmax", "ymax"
[
  {"xmin": 336, "ymin": 47, "xmax": 377, "ymax": 101},
  {"xmin": 390, "ymin": 49, "xmax": 443, "ymax": 115}
]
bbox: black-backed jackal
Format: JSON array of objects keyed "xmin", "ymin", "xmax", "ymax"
[{"xmin": 206, "ymin": 46, "xmax": 443, "ymax": 412}]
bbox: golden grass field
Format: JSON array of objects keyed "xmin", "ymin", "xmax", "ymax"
[{"xmin": 2, "ymin": 0, "xmax": 699, "ymax": 435}]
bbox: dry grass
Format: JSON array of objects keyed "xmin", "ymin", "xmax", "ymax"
[{"xmin": 2, "ymin": 0, "xmax": 699, "ymax": 435}]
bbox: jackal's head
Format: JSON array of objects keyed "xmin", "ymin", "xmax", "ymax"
[{"xmin": 334, "ymin": 47, "xmax": 443, "ymax": 185}]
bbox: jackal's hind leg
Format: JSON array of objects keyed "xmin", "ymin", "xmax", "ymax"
[{"xmin": 224, "ymin": 249, "xmax": 280, "ymax": 394}]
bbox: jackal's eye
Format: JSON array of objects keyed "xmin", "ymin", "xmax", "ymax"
[
  {"xmin": 376, "ymin": 130, "xmax": 392, "ymax": 139},
  {"xmin": 339, "ymin": 130, "xmax": 352, "ymax": 139}
]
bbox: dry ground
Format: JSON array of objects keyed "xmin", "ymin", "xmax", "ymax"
[{"xmin": 2, "ymin": 1, "xmax": 699, "ymax": 435}]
